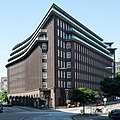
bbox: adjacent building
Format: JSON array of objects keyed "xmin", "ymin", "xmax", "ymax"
[
  {"xmin": 6, "ymin": 4, "xmax": 114, "ymax": 108},
  {"xmin": 0, "ymin": 77, "xmax": 7, "ymax": 91},
  {"xmin": 0, "ymin": 77, "xmax": 7, "ymax": 96}
]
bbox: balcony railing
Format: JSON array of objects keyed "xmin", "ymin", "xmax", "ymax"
[
  {"xmin": 64, "ymin": 35, "xmax": 76, "ymax": 40},
  {"xmin": 39, "ymin": 29, "xmax": 47, "ymax": 33},
  {"xmin": 36, "ymin": 37, "xmax": 48, "ymax": 41}
]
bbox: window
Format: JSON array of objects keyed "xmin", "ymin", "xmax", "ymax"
[
  {"xmin": 64, "ymin": 71, "xmax": 65, "ymax": 78},
  {"xmin": 64, "ymin": 62, "xmax": 65, "ymax": 68},
  {"xmin": 58, "ymin": 39, "xmax": 60, "ymax": 46},
  {"xmin": 42, "ymin": 62, "xmax": 47, "ymax": 69},
  {"xmin": 74, "ymin": 43, "xmax": 76, "ymax": 49},
  {"xmin": 42, "ymin": 72, "xmax": 47, "ymax": 79},
  {"xmin": 66, "ymin": 52, "xmax": 71, "ymax": 58},
  {"xmin": 60, "ymin": 20, "xmax": 62, "ymax": 27},
  {"xmin": 74, "ymin": 53, "xmax": 76, "ymax": 59},
  {"xmin": 42, "ymin": 53, "xmax": 47, "ymax": 59},
  {"xmin": 61, "ymin": 61, "xmax": 62, "ymax": 67},
  {"xmin": 77, "ymin": 44, "xmax": 78, "ymax": 51},
  {"xmin": 63, "ymin": 52, "xmax": 65, "ymax": 58},
  {"xmin": 66, "ymin": 42, "xmax": 71, "ymax": 49},
  {"xmin": 66, "ymin": 24, "xmax": 68, "ymax": 30},
  {"xmin": 58, "ymin": 70, "xmax": 60, "ymax": 77},
  {"xmin": 61, "ymin": 81, "xmax": 63, "ymax": 88},
  {"xmin": 61, "ymin": 71, "xmax": 63, "ymax": 78},
  {"xmin": 58, "ymin": 80, "xmax": 60, "ymax": 87},
  {"xmin": 43, "ymin": 82, "xmax": 47, "ymax": 88},
  {"xmin": 77, "ymin": 53, "xmax": 79, "ymax": 60},
  {"xmin": 63, "ymin": 42, "xmax": 65, "ymax": 48},
  {"xmin": 75, "ymin": 72, "xmax": 76, "ymax": 78},
  {"xmin": 60, "ymin": 30, "xmax": 62, "ymax": 38},
  {"xmin": 67, "ymin": 72, "xmax": 71, "ymax": 78},
  {"xmin": 67, "ymin": 62, "xmax": 71, "ymax": 68},
  {"xmin": 64, "ymin": 81, "xmax": 66, "ymax": 88},
  {"xmin": 75, "ymin": 82, "xmax": 77, "ymax": 88},
  {"xmin": 42, "ymin": 43, "xmax": 47, "ymax": 50},
  {"xmin": 57, "ymin": 29, "xmax": 59, "ymax": 36},
  {"xmin": 58, "ymin": 60, "xmax": 60, "ymax": 67},
  {"xmin": 63, "ymin": 32, "xmax": 65, "ymax": 38},
  {"xmin": 61, "ymin": 51, "xmax": 62, "ymax": 57},
  {"xmin": 77, "ymin": 72, "xmax": 79, "ymax": 79},
  {"xmin": 57, "ymin": 18, "xmax": 59, "ymax": 26},
  {"xmin": 61, "ymin": 41, "xmax": 62, "ymax": 47},
  {"xmin": 67, "ymin": 81, "xmax": 71, "ymax": 88},
  {"xmin": 63, "ymin": 22, "xmax": 65, "ymax": 29},
  {"xmin": 75, "ymin": 62, "xmax": 76, "ymax": 69}
]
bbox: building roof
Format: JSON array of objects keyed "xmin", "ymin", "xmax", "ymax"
[{"xmin": 6, "ymin": 3, "xmax": 112, "ymax": 67}]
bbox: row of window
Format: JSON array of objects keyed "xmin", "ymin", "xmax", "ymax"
[
  {"xmin": 57, "ymin": 18, "xmax": 70, "ymax": 30},
  {"xmin": 57, "ymin": 80, "xmax": 100, "ymax": 90},
  {"xmin": 58, "ymin": 70, "xmax": 71, "ymax": 78},
  {"xmin": 58, "ymin": 39, "xmax": 71, "ymax": 49},
  {"xmin": 58, "ymin": 60, "xmax": 71, "ymax": 68},
  {"xmin": 73, "ymin": 43, "xmax": 111, "ymax": 65},
  {"xmin": 58, "ymin": 51, "xmax": 71, "ymax": 58},
  {"xmin": 58, "ymin": 80, "xmax": 71, "ymax": 88},
  {"xmin": 58, "ymin": 68, "xmax": 107, "ymax": 79},
  {"xmin": 74, "ymin": 82, "xmax": 100, "ymax": 90}
]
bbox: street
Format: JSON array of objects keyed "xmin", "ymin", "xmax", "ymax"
[
  {"xmin": 0, "ymin": 106, "xmax": 109, "ymax": 120},
  {"xmin": 0, "ymin": 106, "xmax": 75, "ymax": 120},
  {"xmin": 1, "ymin": 100, "xmax": 120, "ymax": 120}
]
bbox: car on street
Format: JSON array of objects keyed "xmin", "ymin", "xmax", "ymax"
[
  {"xmin": 108, "ymin": 109, "xmax": 120, "ymax": 120},
  {"xmin": 96, "ymin": 101, "xmax": 104, "ymax": 106}
]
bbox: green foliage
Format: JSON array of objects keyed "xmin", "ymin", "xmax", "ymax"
[
  {"xmin": 100, "ymin": 77, "xmax": 113, "ymax": 97},
  {"xmin": 69, "ymin": 87, "xmax": 100, "ymax": 114},
  {"xmin": 115, "ymin": 72, "xmax": 120, "ymax": 79},
  {"xmin": 100, "ymin": 72, "xmax": 120, "ymax": 97},
  {"xmin": 0, "ymin": 89, "xmax": 7, "ymax": 102},
  {"xmin": 69, "ymin": 87, "xmax": 100, "ymax": 104}
]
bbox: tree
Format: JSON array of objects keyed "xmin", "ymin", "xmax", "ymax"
[
  {"xmin": 100, "ymin": 72, "xmax": 120, "ymax": 97},
  {"xmin": 69, "ymin": 87, "xmax": 100, "ymax": 114},
  {"xmin": 115, "ymin": 71, "xmax": 120, "ymax": 79},
  {"xmin": 100, "ymin": 77, "xmax": 113, "ymax": 97},
  {"xmin": 0, "ymin": 89, "xmax": 7, "ymax": 102}
]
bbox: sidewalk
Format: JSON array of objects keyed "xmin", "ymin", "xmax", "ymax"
[
  {"xmin": 73, "ymin": 100, "xmax": 120, "ymax": 120},
  {"xmin": 73, "ymin": 114, "xmax": 98, "ymax": 120}
]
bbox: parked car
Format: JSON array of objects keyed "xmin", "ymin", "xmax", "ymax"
[
  {"xmin": 108, "ymin": 109, "xmax": 120, "ymax": 120},
  {"xmin": 96, "ymin": 101, "xmax": 104, "ymax": 106},
  {"xmin": 0, "ymin": 104, "xmax": 3, "ymax": 112}
]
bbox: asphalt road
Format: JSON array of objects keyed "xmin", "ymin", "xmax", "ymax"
[
  {"xmin": 1, "ymin": 102, "xmax": 119, "ymax": 120},
  {"xmin": 0, "ymin": 107, "xmax": 75, "ymax": 120}
]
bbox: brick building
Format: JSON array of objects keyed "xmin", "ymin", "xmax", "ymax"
[{"xmin": 6, "ymin": 4, "xmax": 113, "ymax": 108}]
